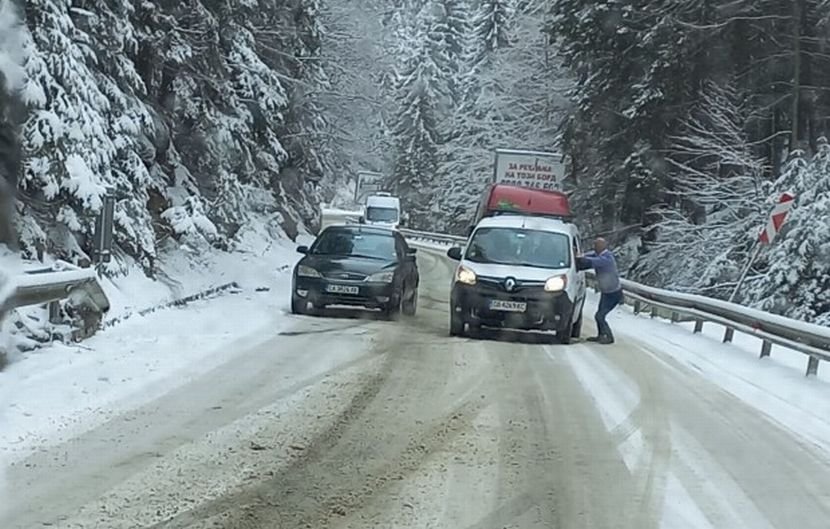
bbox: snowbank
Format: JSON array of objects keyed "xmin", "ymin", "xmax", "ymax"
[
  {"xmin": 321, "ymin": 207, "xmax": 362, "ymax": 217},
  {"xmin": 592, "ymin": 292, "xmax": 830, "ymax": 454},
  {"xmin": 0, "ymin": 224, "xmax": 311, "ymax": 465}
]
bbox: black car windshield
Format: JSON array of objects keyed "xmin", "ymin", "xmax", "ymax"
[
  {"xmin": 465, "ymin": 227, "xmax": 571, "ymax": 269},
  {"xmin": 311, "ymin": 228, "xmax": 397, "ymax": 260},
  {"xmin": 366, "ymin": 207, "xmax": 398, "ymax": 222}
]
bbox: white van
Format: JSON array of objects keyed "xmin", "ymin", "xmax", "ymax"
[
  {"xmin": 445, "ymin": 215, "xmax": 587, "ymax": 343},
  {"xmin": 361, "ymin": 193, "xmax": 401, "ymax": 228}
]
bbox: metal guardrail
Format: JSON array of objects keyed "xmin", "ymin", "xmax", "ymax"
[
  {"xmin": 397, "ymin": 228, "xmax": 467, "ymax": 246},
  {"xmin": 598, "ymin": 275, "xmax": 830, "ymax": 377},
  {"xmin": 1, "ymin": 260, "xmax": 111, "ymax": 341},
  {"xmin": 400, "ymin": 227, "xmax": 830, "ymax": 377}
]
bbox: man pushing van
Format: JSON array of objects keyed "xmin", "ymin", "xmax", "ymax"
[{"xmin": 578, "ymin": 238, "xmax": 623, "ymax": 344}]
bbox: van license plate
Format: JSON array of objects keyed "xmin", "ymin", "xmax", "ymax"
[
  {"xmin": 489, "ymin": 300, "xmax": 526, "ymax": 312},
  {"xmin": 326, "ymin": 284, "xmax": 359, "ymax": 295}
]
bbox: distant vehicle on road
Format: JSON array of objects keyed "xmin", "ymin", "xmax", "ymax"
[
  {"xmin": 291, "ymin": 224, "xmax": 419, "ymax": 318},
  {"xmin": 446, "ymin": 215, "xmax": 587, "ymax": 343},
  {"xmin": 361, "ymin": 193, "xmax": 402, "ymax": 229}
]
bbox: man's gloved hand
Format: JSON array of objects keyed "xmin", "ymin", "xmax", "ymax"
[{"xmin": 575, "ymin": 256, "xmax": 593, "ymax": 271}]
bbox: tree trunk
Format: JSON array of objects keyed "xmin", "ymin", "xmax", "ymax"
[{"xmin": 791, "ymin": 0, "xmax": 803, "ymax": 150}]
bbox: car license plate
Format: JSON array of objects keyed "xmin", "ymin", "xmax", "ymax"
[
  {"xmin": 489, "ymin": 300, "xmax": 526, "ymax": 312},
  {"xmin": 326, "ymin": 284, "xmax": 359, "ymax": 295}
]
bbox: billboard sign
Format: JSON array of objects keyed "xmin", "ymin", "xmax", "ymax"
[
  {"xmin": 493, "ymin": 149, "xmax": 565, "ymax": 191},
  {"xmin": 355, "ymin": 171, "xmax": 385, "ymax": 204}
]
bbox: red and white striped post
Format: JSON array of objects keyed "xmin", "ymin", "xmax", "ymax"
[
  {"xmin": 729, "ymin": 192, "xmax": 796, "ymax": 302},
  {"xmin": 758, "ymin": 192, "xmax": 795, "ymax": 244}
]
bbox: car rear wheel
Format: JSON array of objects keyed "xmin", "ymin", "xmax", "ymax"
[
  {"xmin": 402, "ymin": 283, "xmax": 418, "ymax": 316},
  {"xmin": 449, "ymin": 305, "xmax": 465, "ymax": 336}
]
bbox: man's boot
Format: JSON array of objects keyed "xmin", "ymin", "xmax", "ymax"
[{"xmin": 598, "ymin": 333, "xmax": 614, "ymax": 344}]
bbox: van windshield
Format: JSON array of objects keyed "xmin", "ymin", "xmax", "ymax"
[
  {"xmin": 366, "ymin": 206, "xmax": 398, "ymax": 222},
  {"xmin": 465, "ymin": 227, "xmax": 571, "ymax": 269}
]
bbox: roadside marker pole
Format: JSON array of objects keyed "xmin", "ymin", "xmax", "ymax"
[
  {"xmin": 728, "ymin": 243, "xmax": 762, "ymax": 303},
  {"xmin": 728, "ymin": 192, "xmax": 795, "ymax": 303}
]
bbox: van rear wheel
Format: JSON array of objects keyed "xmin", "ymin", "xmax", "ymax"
[{"xmin": 571, "ymin": 311, "xmax": 583, "ymax": 338}]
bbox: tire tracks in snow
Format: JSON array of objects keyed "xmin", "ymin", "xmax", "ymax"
[{"xmin": 149, "ymin": 306, "xmax": 490, "ymax": 529}]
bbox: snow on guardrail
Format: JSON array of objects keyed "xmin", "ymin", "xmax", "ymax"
[
  {"xmin": 3, "ymin": 261, "xmax": 110, "ymax": 313},
  {"xmin": 0, "ymin": 260, "xmax": 110, "ymax": 349}
]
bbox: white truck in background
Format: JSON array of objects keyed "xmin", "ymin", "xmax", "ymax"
[{"xmin": 360, "ymin": 193, "xmax": 403, "ymax": 229}]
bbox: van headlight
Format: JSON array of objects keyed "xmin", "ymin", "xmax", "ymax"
[
  {"xmin": 367, "ymin": 270, "xmax": 395, "ymax": 283},
  {"xmin": 297, "ymin": 265, "xmax": 321, "ymax": 278},
  {"xmin": 455, "ymin": 265, "xmax": 477, "ymax": 285},
  {"xmin": 544, "ymin": 275, "xmax": 567, "ymax": 292}
]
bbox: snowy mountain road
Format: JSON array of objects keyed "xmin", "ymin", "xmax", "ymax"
[{"xmin": 3, "ymin": 247, "xmax": 830, "ymax": 529}]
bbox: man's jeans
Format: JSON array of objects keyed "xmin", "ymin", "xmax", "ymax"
[{"xmin": 596, "ymin": 289, "xmax": 623, "ymax": 339}]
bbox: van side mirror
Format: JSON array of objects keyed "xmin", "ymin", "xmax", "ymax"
[
  {"xmin": 297, "ymin": 245, "xmax": 309, "ymax": 254},
  {"xmin": 466, "ymin": 226, "xmax": 474, "ymax": 237},
  {"xmin": 358, "ymin": 216, "xmax": 365, "ymax": 224},
  {"xmin": 447, "ymin": 247, "xmax": 463, "ymax": 261}
]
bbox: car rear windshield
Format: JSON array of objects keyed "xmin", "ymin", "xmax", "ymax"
[
  {"xmin": 366, "ymin": 206, "xmax": 398, "ymax": 222},
  {"xmin": 465, "ymin": 227, "xmax": 571, "ymax": 269},
  {"xmin": 311, "ymin": 229, "xmax": 397, "ymax": 260}
]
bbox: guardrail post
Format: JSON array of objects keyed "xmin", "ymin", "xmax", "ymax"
[
  {"xmin": 633, "ymin": 300, "xmax": 641, "ymax": 314},
  {"xmin": 760, "ymin": 340, "xmax": 772, "ymax": 359},
  {"xmin": 723, "ymin": 327, "xmax": 734, "ymax": 343},
  {"xmin": 650, "ymin": 305, "xmax": 658, "ymax": 319},
  {"xmin": 806, "ymin": 357, "xmax": 819, "ymax": 377},
  {"xmin": 671, "ymin": 311, "xmax": 679, "ymax": 323},
  {"xmin": 693, "ymin": 320, "xmax": 703, "ymax": 333}
]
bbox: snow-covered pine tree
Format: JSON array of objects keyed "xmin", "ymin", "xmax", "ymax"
[
  {"xmin": 7, "ymin": 0, "xmax": 336, "ymax": 275},
  {"xmin": 390, "ymin": 13, "xmax": 445, "ymax": 228},
  {"xmin": 20, "ymin": 0, "xmax": 157, "ymax": 267},
  {"xmin": 548, "ymin": 0, "xmax": 728, "ymax": 235},
  {"xmin": 745, "ymin": 144, "xmax": 830, "ymax": 324},
  {"xmin": 259, "ymin": 0, "xmax": 331, "ymax": 235},
  {"xmin": 430, "ymin": 0, "xmax": 470, "ymax": 107},
  {"xmin": 471, "ymin": 0, "xmax": 513, "ymax": 66},
  {"xmin": 433, "ymin": 0, "xmax": 567, "ymax": 233},
  {"xmin": 629, "ymin": 80, "xmax": 768, "ymax": 293}
]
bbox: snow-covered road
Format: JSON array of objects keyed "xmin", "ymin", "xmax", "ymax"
[{"xmin": 2, "ymin": 245, "xmax": 830, "ymax": 529}]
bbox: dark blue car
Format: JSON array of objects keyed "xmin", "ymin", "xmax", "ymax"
[{"xmin": 291, "ymin": 225, "xmax": 419, "ymax": 318}]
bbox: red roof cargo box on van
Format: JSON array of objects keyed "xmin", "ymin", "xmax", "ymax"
[{"xmin": 477, "ymin": 184, "xmax": 572, "ymax": 222}]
